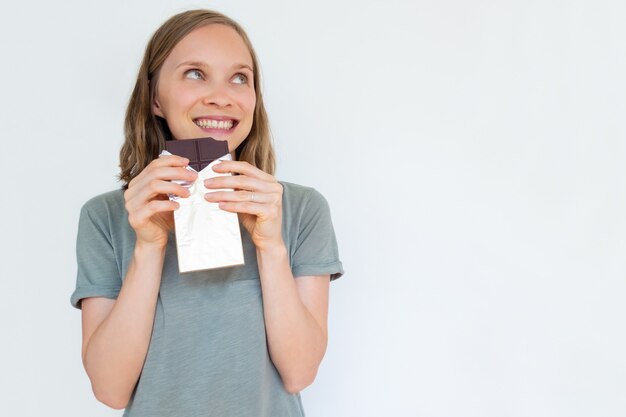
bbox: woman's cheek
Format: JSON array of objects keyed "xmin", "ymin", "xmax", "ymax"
[{"xmin": 243, "ymin": 93, "xmax": 256, "ymax": 117}]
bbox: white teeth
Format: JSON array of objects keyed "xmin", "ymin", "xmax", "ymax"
[{"xmin": 195, "ymin": 119, "xmax": 234, "ymax": 129}]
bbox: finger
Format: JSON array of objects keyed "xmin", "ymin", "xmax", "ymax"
[
  {"xmin": 129, "ymin": 167, "xmax": 196, "ymax": 200},
  {"xmin": 128, "ymin": 199, "xmax": 180, "ymax": 228},
  {"xmin": 204, "ymin": 175, "xmax": 281, "ymax": 194},
  {"xmin": 127, "ymin": 180, "xmax": 191, "ymax": 212},
  {"xmin": 211, "ymin": 160, "xmax": 274, "ymax": 182},
  {"xmin": 151, "ymin": 154, "xmax": 191, "ymax": 168},
  {"xmin": 204, "ymin": 190, "xmax": 270, "ymax": 204},
  {"xmin": 217, "ymin": 201, "xmax": 264, "ymax": 216},
  {"xmin": 204, "ymin": 175, "xmax": 262, "ymax": 191},
  {"xmin": 129, "ymin": 155, "xmax": 190, "ymax": 188},
  {"xmin": 137, "ymin": 166, "xmax": 197, "ymax": 188},
  {"xmin": 138, "ymin": 179, "xmax": 191, "ymax": 202},
  {"xmin": 217, "ymin": 201, "xmax": 280, "ymax": 220}
]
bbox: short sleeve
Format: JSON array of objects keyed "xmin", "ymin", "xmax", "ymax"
[
  {"xmin": 70, "ymin": 203, "xmax": 122, "ymax": 309},
  {"xmin": 291, "ymin": 188, "xmax": 344, "ymax": 281}
]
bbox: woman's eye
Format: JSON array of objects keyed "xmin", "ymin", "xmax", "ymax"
[
  {"xmin": 185, "ymin": 69, "xmax": 203, "ymax": 80},
  {"xmin": 232, "ymin": 73, "xmax": 248, "ymax": 84}
]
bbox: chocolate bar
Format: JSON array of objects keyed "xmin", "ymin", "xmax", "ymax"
[{"xmin": 165, "ymin": 137, "xmax": 229, "ymax": 171}]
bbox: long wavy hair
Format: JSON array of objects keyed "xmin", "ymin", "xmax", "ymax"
[{"xmin": 118, "ymin": 9, "xmax": 275, "ymax": 189}]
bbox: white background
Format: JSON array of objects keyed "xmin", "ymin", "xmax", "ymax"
[{"xmin": 1, "ymin": 0, "xmax": 624, "ymax": 416}]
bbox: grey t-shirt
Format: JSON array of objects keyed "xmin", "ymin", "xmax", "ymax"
[{"xmin": 70, "ymin": 181, "xmax": 343, "ymax": 417}]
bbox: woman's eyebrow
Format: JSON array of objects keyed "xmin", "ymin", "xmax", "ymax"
[
  {"xmin": 176, "ymin": 60, "xmax": 208, "ymax": 70},
  {"xmin": 175, "ymin": 61, "xmax": 254, "ymax": 73},
  {"xmin": 233, "ymin": 63, "xmax": 254, "ymax": 73}
]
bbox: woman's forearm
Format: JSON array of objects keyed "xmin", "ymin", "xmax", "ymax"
[
  {"xmin": 256, "ymin": 244, "xmax": 327, "ymax": 393},
  {"xmin": 83, "ymin": 243, "xmax": 166, "ymax": 408}
]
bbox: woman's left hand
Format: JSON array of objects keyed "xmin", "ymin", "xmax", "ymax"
[{"xmin": 204, "ymin": 160, "xmax": 283, "ymax": 251}]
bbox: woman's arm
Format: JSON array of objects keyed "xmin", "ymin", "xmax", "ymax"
[
  {"xmin": 81, "ymin": 243, "xmax": 165, "ymax": 409},
  {"xmin": 204, "ymin": 160, "xmax": 332, "ymax": 393},
  {"xmin": 80, "ymin": 154, "xmax": 195, "ymax": 409},
  {"xmin": 256, "ymin": 244, "xmax": 330, "ymax": 393}
]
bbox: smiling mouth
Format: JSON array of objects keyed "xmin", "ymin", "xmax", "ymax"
[{"xmin": 194, "ymin": 118, "xmax": 238, "ymax": 130}]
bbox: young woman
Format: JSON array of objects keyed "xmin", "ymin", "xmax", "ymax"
[{"xmin": 70, "ymin": 9, "xmax": 343, "ymax": 417}]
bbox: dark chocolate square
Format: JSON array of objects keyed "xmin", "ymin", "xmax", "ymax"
[{"xmin": 165, "ymin": 137, "xmax": 229, "ymax": 171}]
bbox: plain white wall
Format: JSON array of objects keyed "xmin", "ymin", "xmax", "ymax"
[{"xmin": 1, "ymin": 0, "xmax": 624, "ymax": 416}]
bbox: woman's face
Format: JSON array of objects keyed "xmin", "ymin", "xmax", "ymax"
[{"xmin": 152, "ymin": 24, "xmax": 256, "ymax": 153}]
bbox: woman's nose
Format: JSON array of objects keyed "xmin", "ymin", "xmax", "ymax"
[{"xmin": 202, "ymin": 83, "xmax": 232, "ymax": 107}]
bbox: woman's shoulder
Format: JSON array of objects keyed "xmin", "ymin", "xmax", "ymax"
[
  {"xmin": 279, "ymin": 180, "xmax": 328, "ymax": 205},
  {"xmin": 279, "ymin": 180, "xmax": 314, "ymax": 197},
  {"xmin": 278, "ymin": 181, "xmax": 332, "ymax": 217},
  {"xmin": 79, "ymin": 188, "xmax": 125, "ymax": 220}
]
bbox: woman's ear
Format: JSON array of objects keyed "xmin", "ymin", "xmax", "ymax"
[{"xmin": 152, "ymin": 96, "xmax": 165, "ymax": 118}]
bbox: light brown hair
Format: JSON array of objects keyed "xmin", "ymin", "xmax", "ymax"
[{"xmin": 119, "ymin": 9, "xmax": 275, "ymax": 188}]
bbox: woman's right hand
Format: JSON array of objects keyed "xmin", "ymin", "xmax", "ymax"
[{"xmin": 124, "ymin": 155, "xmax": 197, "ymax": 248}]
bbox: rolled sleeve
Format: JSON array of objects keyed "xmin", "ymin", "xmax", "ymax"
[
  {"xmin": 291, "ymin": 188, "xmax": 344, "ymax": 281},
  {"xmin": 70, "ymin": 203, "xmax": 122, "ymax": 309}
]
